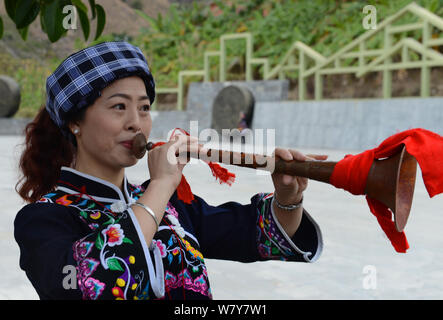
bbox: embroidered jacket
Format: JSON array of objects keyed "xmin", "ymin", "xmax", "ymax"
[{"xmin": 14, "ymin": 166, "xmax": 323, "ymax": 300}]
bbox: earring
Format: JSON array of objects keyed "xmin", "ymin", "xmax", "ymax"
[{"xmin": 73, "ymin": 128, "xmax": 79, "ymax": 135}]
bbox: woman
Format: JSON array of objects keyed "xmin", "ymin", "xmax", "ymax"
[{"xmin": 14, "ymin": 41, "xmax": 324, "ymax": 300}]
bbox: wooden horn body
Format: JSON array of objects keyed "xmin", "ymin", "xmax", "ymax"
[{"xmin": 132, "ymin": 133, "xmax": 417, "ymax": 232}]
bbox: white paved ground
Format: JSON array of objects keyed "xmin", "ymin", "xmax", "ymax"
[{"xmin": 2, "ymin": 135, "xmax": 443, "ymax": 300}]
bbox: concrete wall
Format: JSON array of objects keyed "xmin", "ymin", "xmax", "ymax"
[{"xmin": 252, "ymin": 97, "xmax": 443, "ymax": 151}]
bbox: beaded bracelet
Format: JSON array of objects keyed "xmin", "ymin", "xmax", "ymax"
[{"xmin": 131, "ymin": 202, "xmax": 159, "ymax": 230}]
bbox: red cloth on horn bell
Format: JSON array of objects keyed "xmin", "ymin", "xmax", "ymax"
[{"xmin": 329, "ymin": 128, "xmax": 443, "ymax": 253}]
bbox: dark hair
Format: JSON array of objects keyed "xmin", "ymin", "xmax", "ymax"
[{"xmin": 15, "ymin": 105, "xmax": 86, "ymax": 203}]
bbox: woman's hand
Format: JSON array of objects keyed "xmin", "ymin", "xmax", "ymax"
[
  {"xmin": 271, "ymin": 148, "xmax": 328, "ymax": 204},
  {"xmin": 147, "ymin": 134, "xmax": 199, "ymax": 191},
  {"xmin": 271, "ymin": 148, "xmax": 328, "ymax": 237}
]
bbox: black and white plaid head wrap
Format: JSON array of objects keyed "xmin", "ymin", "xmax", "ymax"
[{"xmin": 45, "ymin": 41, "xmax": 155, "ymax": 138}]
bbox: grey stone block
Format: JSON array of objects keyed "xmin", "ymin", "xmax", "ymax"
[
  {"xmin": 211, "ymin": 85, "xmax": 254, "ymax": 134},
  {"xmin": 187, "ymin": 80, "xmax": 289, "ymax": 131},
  {"xmin": 0, "ymin": 76, "xmax": 21, "ymax": 118}
]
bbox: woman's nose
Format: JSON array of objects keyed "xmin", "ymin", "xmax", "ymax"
[{"xmin": 125, "ymin": 108, "xmax": 142, "ymax": 132}]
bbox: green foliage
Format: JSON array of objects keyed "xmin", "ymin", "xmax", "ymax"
[
  {"xmin": 1, "ymin": 0, "xmax": 106, "ymax": 42},
  {"xmin": 130, "ymin": 0, "xmax": 443, "ymax": 88},
  {"xmin": 94, "ymin": 3, "xmax": 106, "ymax": 41}
]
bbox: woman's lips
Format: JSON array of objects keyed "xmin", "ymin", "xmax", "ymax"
[{"xmin": 121, "ymin": 141, "xmax": 133, "ymax": 149}]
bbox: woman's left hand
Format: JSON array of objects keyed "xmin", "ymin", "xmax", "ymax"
[{"xmin": 271, "ymin": 148, "xmax": 328, "ymax": 204}]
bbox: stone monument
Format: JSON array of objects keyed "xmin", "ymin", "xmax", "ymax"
[
  {"xmin": 211, "ymin": 85, "xmax": 255, "ymax": 135},
  {"xmin": 0, "ymin": 75, "xmax": 21, "ymax": 118}
]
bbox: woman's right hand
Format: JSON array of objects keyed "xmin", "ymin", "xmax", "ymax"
[{"xmin": 147, "ymin": 134, "xmax": 199, "ymax": 191}]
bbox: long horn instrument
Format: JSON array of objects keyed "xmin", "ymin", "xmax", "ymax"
[{"xmin": 131, "ymin": 133, "xmax": 417, "ymax": 232}]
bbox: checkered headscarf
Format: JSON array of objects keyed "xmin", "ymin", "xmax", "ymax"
[{"xmin": 45, "ymin": 41, "xmax": 155, "ymax": 138}]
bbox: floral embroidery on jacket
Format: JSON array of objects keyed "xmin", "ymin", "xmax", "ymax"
[
  {"xmin": 39, "ymin": 185, "xmax": 147, "ymax": 300},
  {"xmin": 38, "ymin": 181, "xmax": 213, "ymax": 300},
  {"xmin": 101, "ymin": 224, "xmax": 125, "ymax": 247},
  {"xmin": 256, "ymin": 192, "xmax": 300, "ymax": 260}
]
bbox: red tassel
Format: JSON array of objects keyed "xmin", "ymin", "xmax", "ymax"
[
  {"xmin": 208, "ymin": 162, "xmax": 236, "ymax": 185},
  {"xmin": 146, "ymin": 129, "xmax": 236, "ymax": 204},
  {"xmin": 176, "ymin": 175, "xmax": 195, "ymax": 204}
]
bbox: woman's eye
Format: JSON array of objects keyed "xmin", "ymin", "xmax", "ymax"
[
  {"xmin": 140, "ymin": 105, "xmax": 150, "ymax": 112},
  {"xmin": 113, "ymin": 103, "xmax": 125, "ymax": 110}
]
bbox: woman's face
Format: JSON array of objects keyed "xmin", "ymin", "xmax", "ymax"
[{"xmin": 71, "ymin": 76, "xmax": 152, "ymax": 171}]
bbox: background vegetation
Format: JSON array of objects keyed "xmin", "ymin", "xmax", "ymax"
[{"xmin": 1, "ymin": 0, "xmax": 442, "ymax": 117}]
